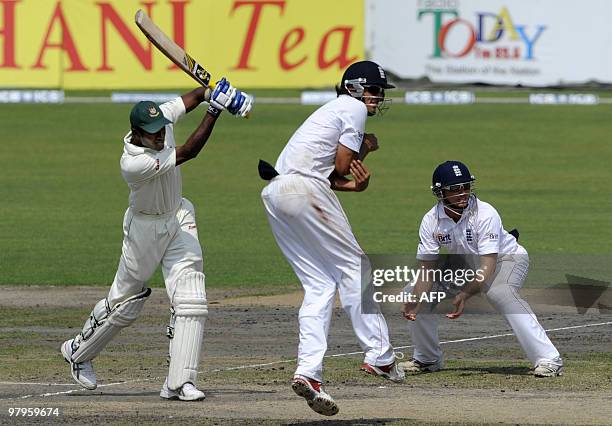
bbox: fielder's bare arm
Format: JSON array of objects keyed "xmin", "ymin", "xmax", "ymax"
[{"xmin": 61, "ymin": 79, "xmax": 252, "ymax": 401}]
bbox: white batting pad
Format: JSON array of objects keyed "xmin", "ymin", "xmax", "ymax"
[
  {"xmin": 71, "ymin": 288, "xmax": 151, "ymax": 363},
  {"xmin": 167, "ymin": 271, "xmax": 208, "ymax": 390}
]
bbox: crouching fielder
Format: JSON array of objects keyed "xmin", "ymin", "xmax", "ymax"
[
  {"xmin": 402, "ymin": 160, "xmax": 563, "ymax": 377},
  {"xmin": 61, "ymin": 80, "xmax": 252, "ymax": 400}
]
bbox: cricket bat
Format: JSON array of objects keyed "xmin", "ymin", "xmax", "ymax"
[{"xmin": 135, "ymin": 9, "xmax": 214, "ymax": 94}]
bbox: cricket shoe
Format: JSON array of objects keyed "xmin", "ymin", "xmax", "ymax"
[
  {"xmin": 160, "ymin": 379, "xmax": 206, "ymax": 401},
  {"xmin": 361, "ymin": 361, "xmax": 405, "ymax": 383},
  {"xmin": 533, "ymin": 361, "xmax": 564, "ymax": 377},
  {"xmin": 291, "ymin": 375, "xmax": 339, "ymax": 416},
  {"xmin": 398, "ymin": 358, "xmax": 442, "ymax": 373},
  {"xmin": 61, "ymin": 339, "xmax": 97, "ymax": 390}
]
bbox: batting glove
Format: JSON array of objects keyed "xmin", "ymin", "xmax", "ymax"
[
  {"xmin": 227, "ymin": 90, "xmax": 253, "ymax": 118},
  {"xmin": 207, "ymin": 77, "xmax": 236, "ymax": 117}
]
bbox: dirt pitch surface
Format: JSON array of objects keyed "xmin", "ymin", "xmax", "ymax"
[{"xmin": 0, "ymin": 286, "xmax": 611, "ymax": 425}]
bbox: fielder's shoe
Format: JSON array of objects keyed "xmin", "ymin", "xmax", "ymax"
[
  {"xmin": 398, "ymin": 358, "xmax": 442, "ymax": 373},
  {"xmin": 291, "ymin": 375, "xmax": 339, "ymax": 416},
  {"xmin": 60, "ymin": 339, "xmax": 97, "ymax": 390},
  {"xmin": 160, "ymin": 378, "xmax": 206, "ymax": 401},
  {"xmin": 360, "ymin": 361, "xmax": 405, "ymax": 383},
  {"xmin": 533, "ymin": 361, "xmax": 564, "ymax": 377}
]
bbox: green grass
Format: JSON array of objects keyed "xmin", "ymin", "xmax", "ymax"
[{"xmin": 0, "ymin": 102, "xmax": 610, "ymax": 287}]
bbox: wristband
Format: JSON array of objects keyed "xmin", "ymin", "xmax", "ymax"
[{"xmin": 207, "ymin": 104, "xmax": 221, "ymax": 118}]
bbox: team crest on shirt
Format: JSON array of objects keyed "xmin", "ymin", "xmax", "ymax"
[
  {"xmin": 487, "ymin": 232, "xmax": 499, "ymax": 241},
  {"xmin": 436, "ymin": 233, "xmax": 452, "ymax": 244},
  {"xmin": 148, "ymin": 107, "xmax": 160, "ymax": 118}
]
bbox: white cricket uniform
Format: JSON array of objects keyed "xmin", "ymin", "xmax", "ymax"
[
  {"xmin": 107, "ymin": 96, "xmax": 204, "ymax": 307},
  {"xmin": 66, "ymin": 96, "xmax": 208, "ymax": 393},
  {"xmin": 410, "ymin": 196, "xmax": 561, "ymax": 367},
  {"xmin": 261, "ymin": 95, "xmax": 396, "ymax": 382}
]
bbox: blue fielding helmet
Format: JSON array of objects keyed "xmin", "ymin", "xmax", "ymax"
[{"xmin": 431, "ymin": 160, "xmax": 475, "ymax": 197}]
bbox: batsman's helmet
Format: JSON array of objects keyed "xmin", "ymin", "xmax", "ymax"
[{"xmin": 431, "ymin": 160, "xmax": 476, "ymax": 198}]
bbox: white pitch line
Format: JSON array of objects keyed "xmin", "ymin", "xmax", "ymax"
[
  {"xmin": 3, "ymin": 320, "xmax": 610, "ymax": 400},
  {"xmin": 14, "ymin": 380, "xmax": 141, "ymax": 400},
  {"xmin": 213, "ymin": 321, "xmax": 612, "ymax": 369},
  {"xmin": 0, "ymin": 382, "xmax": 75, "ymax": 386}
]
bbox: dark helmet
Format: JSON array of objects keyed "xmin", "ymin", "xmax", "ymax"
[
  {"xmin": 130, "ymin": 100, "xmax": 171, "ymax": 133},
  {"xmin": 341, "ymin": 60, "xmax": 395, "ymax": 90},
  {"xmin": 431, "ymin": 160, "xmax": 475, "ymax": 197},
  {"xmin": 340, "ymin": 61, "xmax": 394, "ymax": 116}
]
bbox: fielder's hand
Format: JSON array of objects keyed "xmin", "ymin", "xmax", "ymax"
[
  {"xmin": 207, "ymin": 77, "xmax": 236, "ymax": 117},
  {"xmin": 363, "ymin": 133, "xmax": 379, "ymax": 153},
  {"xmin": 446, "ymin": 292, "xmax": 468, "ymax": 319},
  {"xmin": 402, "ymin": 301, "xmax": 419, "ymax": 321},
  {"xmin": 350, "ymin": 160, "xmax": 370, "ymax": 192},
  {"xmin": 227, "ymin": 90, "xmax": 253, "ymax": 118}
]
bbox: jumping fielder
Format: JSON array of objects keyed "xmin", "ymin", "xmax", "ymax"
[
  {"xmin": 61, "ymin": 79, "xmax": 252, "ymax": 400},
  {"xmin": 260, "ymin": 60, "xmax": 404, "ymax": 417},
  {"xmin": 401, "ymin": 160, "xmax": 563, "ymax": 377}
]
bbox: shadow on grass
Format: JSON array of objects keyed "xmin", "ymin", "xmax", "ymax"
[{"xmin": 290, "ymin": 420, "xmax": 404, "ymax": 426}]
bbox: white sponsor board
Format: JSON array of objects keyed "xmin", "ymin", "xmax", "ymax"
[
  {"xmin": 0, "ymin": 90, "xmax": 64, "ymax": 103},
  {"xmin": 300, "ymin": 91, "xmax": 337, "ymax": 105},
  {"xmin": 529, "ymin": 93, "xmax": 599, "ymax": 105},
  {"xmin": 405, "ymin": 90, "xmax": 475, "ymax": 104},
  {"xmin": 366, "ymin": 0, "xmax": 612, "ymax": 86},
  {"xmin": 111, "ymin": 93, "xmax": 179, "ymax": 104}
]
